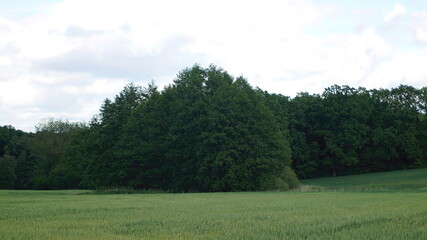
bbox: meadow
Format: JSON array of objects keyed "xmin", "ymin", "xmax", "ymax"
[
  {"xmin": 1, "ymin": 169, "xmax": 427, "ymax": 239},
  {"xmin": 301, "ymin": 168, "xmax": 427, "ymax": 192}
]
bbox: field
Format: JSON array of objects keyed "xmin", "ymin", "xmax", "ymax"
[
  {"xmin": 301, "ymin": 168, "xmax": 427, "ymax": 191},
  {"xmin": 1, "ymin": 169, "xmax": 427, "ymax": 239}
]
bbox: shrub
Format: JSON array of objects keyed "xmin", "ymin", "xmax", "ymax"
[{"xmin": 258, "ymin": 167, "xmax": 300, "ymax": 191}]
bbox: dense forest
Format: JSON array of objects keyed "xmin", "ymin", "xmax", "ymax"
[{"xmin": 1, "ymin": 65, "xmax": 426, "ymax": 191}]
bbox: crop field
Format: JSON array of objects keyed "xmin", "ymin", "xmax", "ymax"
[{"xmin": 1, "ymin": 169, "xmax": 427, "ymax": 240}]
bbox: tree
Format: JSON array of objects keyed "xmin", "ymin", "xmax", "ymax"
[
  {"xmin": 158, "ymin": 65, "xmax": 295, "ymax": 191},
  {"xmin": 96, "ymin": 65, "xmax": 297, "ymax": 192},
  {"xmin": 0, "ymin": 155, "xmax": 16, "ymax": 189},
  {"xmin": 317, "ymin": 86, "xmax": 371, "ymax": 176},
  {"xmin": 4, "ymin": 66, "xmax": 426, "ymax": 188},
  {"xmin": 0, "ymin": 125, "xmax": 25, "ymax": 157},
  {"xmin": 84, "ymin": 83, "xmax": 145, "ymax": 188},
  {"xmin": 29, "ymin": 118, "xmax": 86, "ymax": 189},
  {"xmin": 288, "ymin": 92, "xmax": 322, "ymax": 179},
  {"xmin": 112, "ymin": 82, "xmax": 168, "ymax": 189}
]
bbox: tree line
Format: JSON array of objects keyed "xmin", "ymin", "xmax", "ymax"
[{"xmin": 1, "ymin": 65, "xmax": 426, "ymax": 190}]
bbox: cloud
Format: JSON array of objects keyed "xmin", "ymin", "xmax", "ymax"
[
  {"xmin": 84, "ymin": 79, "xmax": 128, "ymax": 95},
  {"xmin": 0, "ymin": 71, "xmax": 121, "ymax": 131},
  {"xmin": 384, "ymin": 3, "xmax": 406, "ymax": 22},
  {"xmin": 64, "ymin": 25, "xmax": 106, "ymax": 38},
  {"xmin": 411, "ymin": 11, "xmax": 427, "ymax": 44},
  {"xmin": 1, "ymin": 0, "xmax": 427, "ymax": 132},
  {"xmin": 210, "ymin": 25, "xmax": 395, "ymax": 97},
  {"xmin": 35, "ymin": 34, "xmax": 206, "ymax": 81},
  {"xmin": 0, "ymin": 79, "xmax": 40, "ymax": 106},
  {"xmin": 363, "ymin": 50, "xmax": 427, "ymax": 88}
]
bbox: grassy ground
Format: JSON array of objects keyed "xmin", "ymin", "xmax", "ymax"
[
  {"xmin": 1, "ymin": 169, "xmax": 427, "ymax": 239},
  {"xmin": 301, "ymin": 168, "xmax": 427, "ymax": 191}
]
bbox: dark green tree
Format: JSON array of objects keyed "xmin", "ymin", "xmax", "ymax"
[
  {"xmin": 1, "ymin": 128, "xmax": 34, "ymax": 189},
  {"xmin": 84, "ymin": 83, "xmax": 144, "ymax": 188},
  {"xmin": 318, "ymin": 85, "xmax": 371, "ymax": 176},
  {"xmin": 159, "ymin": 65, "xmax": 295, "ymax": 191},
  {"xmin": 29, "ymin": 118, "xmax": 85, "ymax": 189},
  {"xmin": 0, "ymin": 155, "xmax": 16, "ymax": 189},
  {"xmin": 288, "ymin": 92, "xmax": 322, "ymax": 179}
]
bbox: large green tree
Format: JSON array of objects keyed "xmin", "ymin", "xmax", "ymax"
[
  {"xmin": 0, "ymin": 155, "xmax": 16, "ymax": 189},
  {"xmin": 29, "ymin": 118, "xmax": 85, "ymax": 189},
  {"xmin": 85, "ymin": 65, "xmax": 297, "ymax": 191},
  {"xmin": 287, "ymin": 92, "xmax": 322, "ymax": 179},
  {"xmin": 83, "ymin": 83, "xmax": 145, "ymax": 188}
]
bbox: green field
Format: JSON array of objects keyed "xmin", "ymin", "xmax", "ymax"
[
  {"xmin": 1, "ymin": 169, "xmax": 427, "ymax": 240},
  {"xmin": 301, "ymin": 168, "xmax": 427, "ymax": 192}
]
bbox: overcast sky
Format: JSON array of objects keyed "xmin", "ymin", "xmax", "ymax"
[{"xmin": 1, "ymin": 0, "xmax": 427, "ymax": 132}]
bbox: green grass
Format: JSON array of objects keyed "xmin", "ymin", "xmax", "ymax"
[
  {"xmin": 1, "ymin": 169, "xmax": 427, "ymax": 239},
  {"xmin": 301, "ymin": 168, "xmax": 427, "ymax": 191},
  {"xmin": 1, "ymin": 190, "xmax": 427, "ymax": 239}
]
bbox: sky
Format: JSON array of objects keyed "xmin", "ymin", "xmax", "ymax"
[{"xmin": 1, "ymin": 0, "xmax": 427, "ymax": 132}]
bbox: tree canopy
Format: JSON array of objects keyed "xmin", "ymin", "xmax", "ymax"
[{"xmin": 1, "ymin": 65, "xmax": 426, "ymax": 190}]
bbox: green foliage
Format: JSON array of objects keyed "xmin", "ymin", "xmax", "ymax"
[
  {"xmin": 4, "ymin": 135, "xmax": 35, "ymax": 189},
  {"xmin": 0, "ymin": 155, "xmax": 16, "ymax": 189},
  {"xmin": 280, "ymin": 166, "xmax": 301, "ymax": 189},
  {"xmin": 0, "ymin": 126, "xmax": 19, "ymax": 157},
  {"xmin": 69, "ymin": 65, "xmax": 293, "ymax": 191},
  {"xmin": 86, "ymin": 65, "xmax": 293, "ymax": 191},
  {"xmin": 290, "ymin": 84, "xmax": 427, "ymax": 178},
  {"xmin": 54, "ymin": 127, "xmax": 91, "ymax": 189},
  {"xmin": 35, "ymin": 118, "xmax": 86, "ymax": 133},
  {"xmin": 29, "ymin": 119, "xmax": 86, "ymax": 189},
  {"xmin": 258, "ymin": 166, "xmax": 300, "ymax": 191},
  {"xmin": 0, "ymin": 119, "xmax": 86, "ymax": 190},
  {"xmin": 165, "ymin": 66, "xmax": 292, "ymax": 191},
  {"xmin": 0, "ymin": 126, "xmax": 31, "ymax": 189},
  {"xmin": 287, "ymin": 92, "xmax": 322, "ymax": 178},
  {"xmin": 2, "ymin": 65, "xmax": 427, "ymax": 190}
]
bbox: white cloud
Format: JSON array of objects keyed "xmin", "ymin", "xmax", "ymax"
[
  {"xmin": 230, "ymin": 28, "xmax": 394, "ymax": 97},
  {"xmin": 411, "ymin": 11, "xmax": 427, "ymax": 43},
  {"xmin": 61, "ymin": 85, "xmax": 80, "ymax": 95},
  {"xmin": 85, "ymin": 79, "xmax": 127, "ymax": 95},
  {"xmin": 363, "ymin": 50, "xmax": 427, "ymax": 89},
  {"xmin": 384, "ymin": 3, "xmax": 406, "ymax": 22},
  {"xmin": 0, "ymin": 79, "xmax": 40, "ymax": 106},
  {"xmin": 0, "ymin": 0, "xmax": 427, "ymax": 131}
]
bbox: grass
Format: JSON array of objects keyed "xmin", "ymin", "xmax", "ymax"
[
  {"xmin": 1, "ymin": 168, "xmax": 427, "ymax": 239},
  {"xmin": 301, "ymin": 168, "xmax": 427, "ymax": 191}
]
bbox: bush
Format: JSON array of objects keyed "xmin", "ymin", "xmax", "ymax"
[
  {"xmin": 258, "ymin": 167, "xmax": 300, "ymax": 191},
  {"xmin": 281, "ymin": 166, "xmax": 301, "ymax": 190}
]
